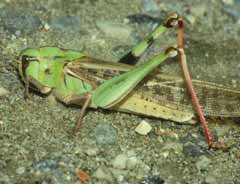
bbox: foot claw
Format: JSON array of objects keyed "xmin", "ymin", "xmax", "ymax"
[{"xmin": 209, "ymin": 141, "xmax": 229, "ymax": 151}]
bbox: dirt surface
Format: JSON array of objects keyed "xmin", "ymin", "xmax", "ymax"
[{"xmin": 0, "ymin": 0, "xmax": 240, "ymax": 183}]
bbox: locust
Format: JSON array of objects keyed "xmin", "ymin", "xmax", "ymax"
[{"xmin": 17, "ymin": 13, "xmax": 240, "ymax": 143}]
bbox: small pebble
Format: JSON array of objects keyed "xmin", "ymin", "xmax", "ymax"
[
  {"xmin": 30, "ymin": 158, "xmax": 75, "ymax": 183},
  {"xmin": 84, "ymin": 147, "xmax": 99, "ymax": 156},
  {"xmin": 183, "ymin": 142, "xmax": 204, "ymax": 157},
  {"xmin": 140, "ymin": 175, "xmax": 165, "ymax": 184},
  {"xmin": 196, "ymin": 156, "xmax": 211, "ymax": 172},
  {"xmin": 50, "ymin": 16, "xmax": 81, "ymax": 31},
  {"xmin": 0, "ymin": 3, "xmax": 5, "ymax": 9},
  {"xmin": 223, "ymin": 7, "xmax": 240, "ymax": 20},
  {"xmin": 190, "ymin": 5, "xmax": 207, "ymax": 18},
  {"xmin": 46, "ymin": 94, "xmax": 58, "ymax": 106},
  {"xmin": 96, "ymin": 21, "xmax": 133, "ymax": 41},
  {"xmin": 94, "ymin": 123, "xmax": 118, "ymax": 145},
  {"xmin": 186, "ymin": 15, "xmax": 196, "ymax": 25},
  {"xmin": 161, "ymin": 142, "xmax": 183, "ymax": 155},
  {"xmin": 234, "ymin": 152, "xmax": 240, "ymax": 158},
  {"xmin": 222, "ymin": 0, "xmax": 234, "ymax": 5},
  {"xmin": 126, "ymin": 156, "xmax": 139, "ymax": 169},
  {"xmin": 0, "ymin": 7, "xmax": 41, "ymax": 34},
  {"xmin": 93, "ymin": 167, "xmax": 113, "ymax": 182},
  {"xmin": 111, "ymin": 169, "xmax": 127, "ymax": 183},
  {"xmin": 34, "ymin": 159, "xmax": 58, "ymax": 172},
  {"xmin": 44, "ymin": 23, "xmax": 50, "ymax": 31},
  {"xmin": 205, "ymin": 174, "xmax": 218, "ymax": 184},
  {"xmin": 0, "ymin": 174, "xmax": 10, "ymax": 183},
  {"xmin": 16, "ymin": 167, "xmax": 25, "ymax": 175},
  {"xmin": 214, "ymin": 126, "xmax": 230, "ymax": 138},
  {"xmin": 135, "ymin": 120, "xmax": 152, "ymax": 135},
  {"xmin": 0, "ymin": 87, "xmax": 9, "ymax": 97},
  {"xmin": 141, "ymin": 0, "xmax": 161, "ymax": 18},
  {"xmin": 112, "ymin": 154, "xmax": 128, "ymax": 169}
]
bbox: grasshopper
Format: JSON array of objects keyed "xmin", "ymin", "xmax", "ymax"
[{"xmin": 17, "ymin": 13, "xmax": 240, "ymax": 136}]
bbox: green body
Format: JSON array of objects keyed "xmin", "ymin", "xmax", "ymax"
[
  {"xmin": 19, "ymin": 46, "xmax": 175, "ymax": 109},
  {"xmin": 18, "ymin": 13, "xmax": 182, "ymax": 113}
]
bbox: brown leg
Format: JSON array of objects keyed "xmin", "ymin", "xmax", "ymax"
[
  {"xmin": 74, "ymin": 93, "xmax": 92, "ymax": 134},
  {"xmin": 54, "ymin": 91, "xmax": 93, "ymax": 134},
  {"xmin": 177, "ymin": 17, "xmax": 213, "ymax": 147}
]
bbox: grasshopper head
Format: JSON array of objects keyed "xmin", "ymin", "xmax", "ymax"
[
  {"xmin": 18, "ymin": 47, "xmax": 86, "ymax": 94},
  {"xmin": 18, "ymin": 47, "xmax": 57, "ymax": 94},
  {"xmin": 18, "ymin": 48, "xmax": 39, "ymax": 80}
]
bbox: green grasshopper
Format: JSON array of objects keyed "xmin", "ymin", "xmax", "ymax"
[{"xmin": 17, "ymin": 13, "xmax": 240, "ymax": 134}]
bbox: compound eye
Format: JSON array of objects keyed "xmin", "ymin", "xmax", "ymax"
[
  {"xmin": 21, "ymin": 55, "xmax": 38, "ymax": 62},
  {"xmin": 19, "ymin": 55, "xmax": 40, "ymax": 77}
]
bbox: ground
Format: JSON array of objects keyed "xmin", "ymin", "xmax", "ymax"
[{"xmin": 0, "ymin": 0, "xmax": 240, "ymax": 183}]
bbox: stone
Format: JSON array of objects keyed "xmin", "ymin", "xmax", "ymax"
[
  {"xmin": 135, "ymin": 120, "xmax": 152, "ymax": 135},
  {"xmin": 0, "ymin": 7, "xmax": 41, "ymax": 34},
  {"xmin": 196, "ymin": 156, "xmax": 211, "ymax": 172},
  {"xmin": 141, "ymin": 0, "xmax": 161, "ymax": 18},
  {"xmin": 161, "ymin": 142, "xmax": 183, "ymax": 155},
  {"xmin": 183, "ymin": 142, "xmax": 204, "ymax": 157},
  {"xmin": 96, "ymin": 21, "xmax": 133, "ymax": 41},
  {"xmin": 84, "ymin": 147, "xmax": 99, "ymax": 156},
  {"xmin": 111, "ymin": 154, "xmax": 128, "ymax": 169},
  {"xmin": 110, "ymin": 168, "xmax": 128, "ymax": 183},
  {"xmin": 93, "ymin": 167, "xmax": 113, "ymax": 182},
  {"xmin": 126, "ymin": 156, "xmax": 139, "ymax": 169},
  {"xmin": 140, "ymin": 176, "xmax": 165, "ymax": 184},
  {"xmin": 94, "ymin": 123, "xmax": 118, "ymax": 145},
  {"xmin": 16, "ymin": 167, "xmax": 25, "ymax": 175},
  {"xmin": 214, "ymin": 126, "xmax": 230, "ymax": 138},
  {"xmin": 0, "ymin": 87, "xmax": 9, "ymax": 97},
  {"xmin": 222, "ymin": 0, "xmax": 234, "ymax": 5},
  {"xmin": 50, "ymin": 16, "xmax": 81, "ymax": 31},
  {"xmin": 205, "ymin": 174, "xmax": 218, "ymax": 184}
]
